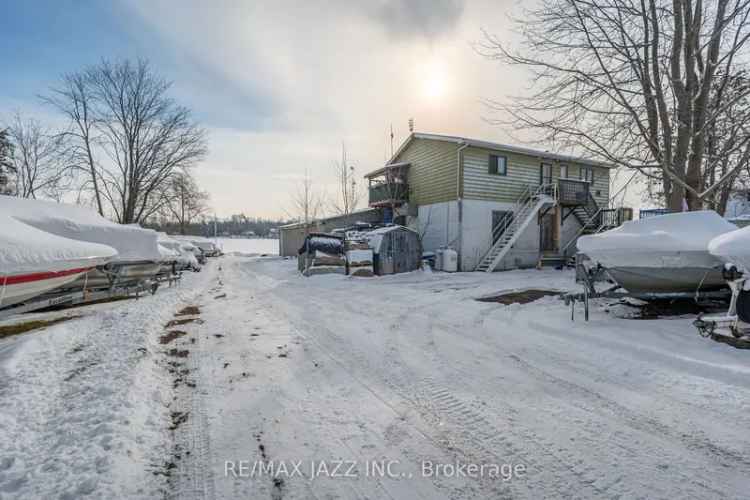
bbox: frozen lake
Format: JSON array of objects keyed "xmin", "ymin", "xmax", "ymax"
[{"xmin": 215, "ymin": 237, "xmax": 278, "ymax": 255}]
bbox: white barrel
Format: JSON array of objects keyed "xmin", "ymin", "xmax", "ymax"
[
  {"xmin": 435, "ymin": 248, "xmax": 445, "ymax": 271},
  {"xmin": 442, "ymin": 248, "xmax": 458, "ymax": 272}
]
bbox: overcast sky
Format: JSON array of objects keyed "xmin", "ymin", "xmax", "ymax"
[{"xmin": 2, "ymin": 0, "xmax": 638, "ymax": 218}]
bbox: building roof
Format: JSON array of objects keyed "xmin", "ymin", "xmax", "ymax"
[
  {"xmin": 279, "ymin": 207, "xmax": 380, "ymax": 230},
  {"xmin": 365, "ymin": 132, "xmax": 614, "ymax": 177},
  {"xmin": 364, "ymin": 162, "xmax": 411, "ymax": 179}
]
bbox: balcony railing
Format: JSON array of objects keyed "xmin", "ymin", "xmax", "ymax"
[
  {"xmin": 369, "ymin": 182, "xmax": 409, "ymax": 206},
  {"xmin": 557, "ymin": 179, "xmax": 590, "ymax": 206},
  {"xmin": 599, "ymin": 207, "xmax": 633, "ymax": 227}
]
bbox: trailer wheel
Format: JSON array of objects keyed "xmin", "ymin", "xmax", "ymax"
[{"xmin": 736, "ymin": 289, "xmax": 750, "ymax": 323}]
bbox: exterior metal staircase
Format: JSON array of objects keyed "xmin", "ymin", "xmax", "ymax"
[
  {"xmin": 475, "ymin": 184, "xmax": 556, "ymax": 272},
  {"xmin": 561, "ymin": 204, "xmax": 631, "ymax": 259}
]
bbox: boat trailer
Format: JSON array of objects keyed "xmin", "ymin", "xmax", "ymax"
[
  {"xmin": 693, "ymin": 268, "xmax": 750, "ymax": 348},
  {"xmin": 0, "ymin": 269, "xmax": 182, "ymax": 320},
  {"xmin": 564, "ymin": 254, "xmax": 731, "ymax": 321}
]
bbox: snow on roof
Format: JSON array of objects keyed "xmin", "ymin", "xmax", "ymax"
[
  {"xmin": 0, "ymin": 195, "xmax": 162, "ymax": 263},
  {"xmin": 365, "ymin": 225, "xmax": 418, "ymax": 252},
  {"xmin": 578, "ymin": 210, "xmax": 737, "ymax": 255},
  {"xmin": 0, "ymin": 212, "xmax": 117, "ymax": 275}
]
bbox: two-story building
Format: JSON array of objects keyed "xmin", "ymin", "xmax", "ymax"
[{"xmin": 365, "ymin": 132, "xmax": 631, "ymax": 272}]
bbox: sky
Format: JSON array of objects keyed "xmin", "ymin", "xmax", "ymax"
[{"xmin": 0, "ymin": 0, "xmax": 640, "ymax": 218}]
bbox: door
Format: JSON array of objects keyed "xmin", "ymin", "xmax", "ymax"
[
  {"xmin": 393, "ymin": 232, "xmax": 405, "ymax": 274},
  {"xmin": 540, "ymin": 213, "xmax": 556, "ymax": 252}
]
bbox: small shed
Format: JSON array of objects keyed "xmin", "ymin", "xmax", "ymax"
[{"xmin": 365, "ymin": 225, "xmax": 422, "ymax": 275}]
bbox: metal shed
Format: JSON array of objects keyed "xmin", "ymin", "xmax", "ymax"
[{"xmin": 365, "ymin": 225, "xmax": 422, "ymax": 275}]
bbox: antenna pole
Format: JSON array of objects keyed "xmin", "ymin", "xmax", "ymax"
[{"xmin": 389, "ymin": 124, "xmax": 394, "ymax": 158}]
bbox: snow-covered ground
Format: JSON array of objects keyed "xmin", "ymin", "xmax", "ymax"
[
  {"xmin": 2, "ymin": 256, "xmax": 749, "ymax": 499},
  {"xmin": 215, "ymin": 237, "xmax": 278, "ymax": 256}
]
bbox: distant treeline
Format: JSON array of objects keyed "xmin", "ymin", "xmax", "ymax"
[{"xmin": 144, "ymin": 214, "xmax": 291, "ymax": 238}]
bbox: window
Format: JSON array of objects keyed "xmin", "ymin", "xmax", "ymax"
[
  {"xmin": 560, "ymin": 164, "xmax": 568, "ymax": 179},
  {"xmin": 580, "ymin": 166, "xmax": 594, "ymax": 183},
  {"xmin": 488, "ymin": 154, "xmax": 507, "ymax": 176},
  {"xmin": 540, "ymin": 163, "xmax": 552, "ymax": 184}
]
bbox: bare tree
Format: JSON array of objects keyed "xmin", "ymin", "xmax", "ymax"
[
  {"xmin": 162, "ymin": 170, "xmax": 210, "ymax": 234},
  {"xmin": 0, "ymin": 128, "xmax": 15, "ymax": 195},
  {"xmin": 330, "ymin": 142, "xmax": 361, "ymax": 215},
  {"xmin": 7, "ymin": 113, "xmax": 72, "ymax": 199},
  {"xmin": 43, "ymin": 72, "xmax": 105, "ymax": 215},
  {"xmin": 74, "ymin": 59, "xmax": 207, "ymax": 223},
  {"xmin": 481, "ymin": 0, "xmax": 750, "ymax": 211},
  {"xmin": 286, "ymin": 169, "xmax": 322, "ymax": 230}
]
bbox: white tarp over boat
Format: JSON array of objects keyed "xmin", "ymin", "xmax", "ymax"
[
  {"xmin": 578, "ymin": 210, "xmax": 737, "ymax": 294},
  {"xmin": 0, "ymin": 212, "xmax": 118, "ymax": 307},
  {"xmin": 156, "ymin": 232, "xmax": 199, "ymax": 268},
  {"xmin": 0, "ymin": 213, "xmax": 117, "ymax": 275},
  {"xmin": 172, "ymin": 235, "xmax": 218, "ymax": 254},
  {"xmin": 709, "ymin": 225, "xmax": 750, "ymax": 272},
  {"xmin": 0, "ymin": 195, "xmax": 161, "ymax": 263},
  {"xmin": 578, "ymin": 210, "xmax": 736, "ymax": 267}
]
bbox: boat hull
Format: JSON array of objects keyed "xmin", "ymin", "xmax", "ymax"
[
  {"xmin": 604, "ymin": 266, "xmax": 727, "ymax": 295},
  {"xmin": 582, "ymin": 249, "xmax": 728, "ymax": 295},
  {"xmin": 0, "ymin": 268, "xmax": 91, "ymax": 308}
]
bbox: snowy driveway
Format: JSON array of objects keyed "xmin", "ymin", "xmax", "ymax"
[{"xmin": 174, "ymin": 257, "xmax": 750, "ymax": 499}]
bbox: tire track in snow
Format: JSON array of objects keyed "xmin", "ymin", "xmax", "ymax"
[
  {"xmin": 253, "ymin": 272, "xmax": 607, "ymax": 499},
  {"xmin": 524, "ymin": 318, "xmax": 750, "ymax": 470},
  {"xmin": 417, "ymin": 308, "xmax": 739, "ymax": 499}
]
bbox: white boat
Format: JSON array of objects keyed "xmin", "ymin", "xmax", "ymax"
[
  {"xmin": 0, "ymin": 211, "xmax": 117, "ymax": 308},
  {"xmin": 172, "ymin": 235, "xmax": 220, "ymax": 257},
  {"xmin": 577, "ymin": 210, "xmax": 737, "ymax": 295},
  {"xmin": 157, "ymin": 233, "xmax": 200, "ymax": 271},
  {"xmin": 0, "ymin": 196, "xmax": 163, "ymax": 292}
]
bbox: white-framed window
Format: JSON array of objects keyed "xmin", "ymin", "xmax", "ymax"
[
  {"xmin": 560, "ymin": 164, "xmax": 568, "ymax": 179},
  {"xmin": 488, "ymin": 154, "xmax": 507, "ymax": 176},
  {"xmin": 580, "ymin": 166, "xmax": 594, "ymax": 183}
]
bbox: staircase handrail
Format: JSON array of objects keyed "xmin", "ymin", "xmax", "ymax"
[
  {"xmin": 561, "ymin": 207, "xmax": 603, "ymax": 257},
  {"xmin": 480, "ymin": 183, "xmax": 555, "ymax": 267}
]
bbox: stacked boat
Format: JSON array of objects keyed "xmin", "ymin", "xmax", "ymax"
[
  {"xmin": 0, "ymin": 195, "xmax": 179, "ymax": 313},
  {"xmin": 156, "ymin": 232, "xmax": 201, "ymax": 273},
  {"xmin": 0, "ymin": 212, "xmax": 116, "ymax": 308}
]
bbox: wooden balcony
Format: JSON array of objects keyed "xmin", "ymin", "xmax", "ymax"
[{"xmin": 368, "ymin": 182, "xmax": 409, "ymax": 207}]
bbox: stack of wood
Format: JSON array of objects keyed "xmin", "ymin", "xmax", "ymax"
[{"xmin": 346, "ymin": 239, "xmax": 374, "ymax": 277}]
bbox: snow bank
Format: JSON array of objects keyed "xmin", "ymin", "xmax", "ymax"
[
  {"xmin": 0, "ymin": 213, "xmax": 117, "ymax": 275},
  {"xmin": 708, "ymin": 225, "xmax": 750, "ymax": 272},
  {"xmin": 216, "ymin": 237, "xmax": 278, "ymax": 256},
  {"xmin": 0, "ymin": 196, "xmax": 161, "ymax": 263},
  {"xmin": 578, "ymin": 210, "xmax": 736, "ymax": 255},
  {"xmin": 0, "ymin": 265, "xmax": 214, "ymax": 499}
]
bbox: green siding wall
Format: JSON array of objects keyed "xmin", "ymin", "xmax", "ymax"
[
  {"xmin": 395, "ymin": 138, "xmax": 459, "ymax": 205},
  {"xmin": 462, "ymin": 146, "xmax": 610, "ymax": 207}
]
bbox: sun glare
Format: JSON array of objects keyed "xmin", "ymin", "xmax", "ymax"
[{"xmin": 422, "ymin": 61, "xmax": 447, "ymax": 100}]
